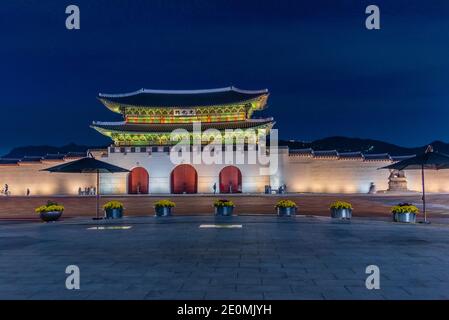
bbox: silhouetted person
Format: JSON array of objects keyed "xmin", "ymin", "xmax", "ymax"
[
  {"xmin": 213, "ymin": 182, "xmax": 217, "ymax": 194},
  {"xmin": 368, "ymin": 182, "xmax": 376, "ymax": 194},
  {"xmin": 26, "ymin": 188, "xmax": 30, "ymax": 196}
]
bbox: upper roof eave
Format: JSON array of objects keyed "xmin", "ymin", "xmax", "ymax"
[
  {"xmin": 97, "ymin": 86, "xmax": 269, "ymax": 110},
  {"xmin": 98, "ymin": 86, "xmax": 268, "ymax": 98}
]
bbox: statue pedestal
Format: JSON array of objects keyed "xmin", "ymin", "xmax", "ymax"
[{"xmin": 388, "ymin": 177, "xmax": 408, "ymax": 192}]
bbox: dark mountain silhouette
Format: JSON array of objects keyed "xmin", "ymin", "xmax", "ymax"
[
  {"xmin": 2, "ymin": 143, "xmax": 107, "ymax": 158},
  {"xmin": 2, "ymin": 137, "xmax": 449, "ymax": 158},
  {"xmin": 279, "ymin": 136, "xmax": 449, "ymax": 156}
]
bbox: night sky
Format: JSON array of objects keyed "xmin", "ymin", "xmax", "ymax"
[{"xmin": 2, "ymin": 0, "xmax": 449, "ymax": 155}]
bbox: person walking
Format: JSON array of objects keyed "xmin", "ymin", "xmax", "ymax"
[{"xmin": 213, "ymin": 182, "xmax": 217, "ymax": 194}]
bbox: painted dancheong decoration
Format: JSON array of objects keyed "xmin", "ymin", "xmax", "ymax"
[{"xmin": 92, "ymin": 87, "xmax": 274, "ymax": 146}]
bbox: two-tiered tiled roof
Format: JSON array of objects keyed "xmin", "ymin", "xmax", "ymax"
[
  {"xmin": 98, "ymin": 87, "xmax": 268, "ymax": 108},
  {"xmin": 93, "ymin": 86, "xmax": 274, "ymax": 146}
]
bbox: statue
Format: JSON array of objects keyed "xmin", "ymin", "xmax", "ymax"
[{"xmin": 388, "ymin": 169, "xmax": 408, "ymax": 192}]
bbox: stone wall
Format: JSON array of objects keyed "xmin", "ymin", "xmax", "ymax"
[
  {"xmin": 0, "ymin": 161, "xmax": 96, "ymax": 196},
  {"xmin": 2, "ymin": 147, "xmax": 449, "ymax": 195},
  {"xmin": 282, "ymin": 154, "xmax": 391, "ymax": 193},
  {"xmin": 406, "ymin": 169, "xmax": 449, "ymax": 193}
]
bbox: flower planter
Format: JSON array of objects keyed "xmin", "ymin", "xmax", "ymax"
[
  {"xmin": 105, "ymin": 208, "xmax": 123, "ymax": 219},
  {"xmin": 331, "ymin": 208, "xmax": 352, "ymax": 219},
  {"xmin": 155, "ymin": 206, "xmax": 172, "ymax": 217},
  {"xmin": 215, "ymin": 206, "xmax": 234, "ymax": 216},
  {"xmin": 39, "ymin": 211, "xmax": 63, "ymax": 222},
  {"xmin": 393, "ymin": 212, "xmax": 416, "ymax": 223},
  {"xmin": 277, "ymin": 207, "xmax": 297, "ymax": 217}
]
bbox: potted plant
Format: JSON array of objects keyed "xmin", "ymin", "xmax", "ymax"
[
  {"xmin": 391, "ymin": 203, "xmax": 419, "ymax": 223},
  {"xmin": 35, "ymin": 200, "xmax": 64, "ymax": 222},
  {"xmin": 275, "ymin": 200, "xmax": 297, "ymax": 216},
  {"xmin": 154, "ymin": 199, "xmax": 175, "ymax": 217},
  {"xmin": 330, "ymin": 201, "xmax": 353, "ymax": 219},
  {"xmin": 214, "ymin": 199, "xmax": 235, "ymax": 216},
  {"xmin": 103, "ymin": 201, "xmax": 124, "ymax": 219}
]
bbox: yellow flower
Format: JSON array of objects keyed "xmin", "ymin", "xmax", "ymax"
[
  {"xmin": 330, "ymin": 201, "xmax": 353, "ymax": 210},
  {"xmin": 35, "ymin": 204, "xmax": 65, "ymax": 213},
  {"xmin": 275, "ymin": 200, "xmax": 297, "ymax": 208},
  {"xmin": 391, "ymin": 205, "xmax": 419, "ymax": 214},
  {"xmin": 214, "ymin": 199, "xmax": 234, "ymax": 207},
  {"xmin": 103, "ymin": 201, "xmax": 124, "ymax": 210},
  {"xmin": 155, "ymin": 200, "xmax": 176, "ymax": 208}
]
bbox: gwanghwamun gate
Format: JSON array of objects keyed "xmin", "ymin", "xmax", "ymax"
[{"xmin": 1, "ymin": 87, "xmax": 449, "ymax": 196}]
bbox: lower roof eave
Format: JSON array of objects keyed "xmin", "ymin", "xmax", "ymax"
[
  {"xmin": 91, "ymin": 123, "xmax": 274, "ymax": 136},
  {"xmin": 90, "ymin": 119, "xmax": 274, "ymax": 135}
]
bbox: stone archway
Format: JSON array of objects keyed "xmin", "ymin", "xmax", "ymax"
[
  {"xmin": 128, "ymin": 167, "xmax": 149, "ymax": 194},
  {"xmin": 219, "ymin": 166, "xmax": 242, "ymax": 193},
  {"xmin": 171, "ymin": 164, "xmax": 198, "ymax": 194}
]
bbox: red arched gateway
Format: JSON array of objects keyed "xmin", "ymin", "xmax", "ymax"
[
  {"xmin": 219, "ymin": 166, "xmax": 242, "ymax": 193},
  {"xmin": 128, "ymin": 167, "xmax": 149, "ymax": 194},
  {"xmin": 171, "ymin": 164, "xmax": 198, "ymax": 194}
]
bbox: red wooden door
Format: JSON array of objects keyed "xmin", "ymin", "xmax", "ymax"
[
  {"xmin": 219, "ymin": 166, "xmax": 242, "ymax": 193},
  {"xmin": 128, "ymin": 167, "xmax": 149, "ymax": 194},
  {"xmin": 171, "ymin": 165, "xmax": 197, "ymax": 194}
]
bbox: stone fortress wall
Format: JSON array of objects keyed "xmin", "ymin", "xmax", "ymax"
[
  {"xmin": 0, "ymin": 160, "xmax": 96, "ymax": 196},
  {"xmin": 1, "ymin": 147, "xmax": 449, "ymax": 195}
]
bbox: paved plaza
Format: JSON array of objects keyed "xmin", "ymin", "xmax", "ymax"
[{"xmin": 1, "ymin": 215, "xmax": 449, "ymax": 300}]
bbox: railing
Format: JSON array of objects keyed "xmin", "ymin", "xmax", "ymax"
[{"xmin": 108, "ymin": 144, "xmax": 264, "ymax": 154}]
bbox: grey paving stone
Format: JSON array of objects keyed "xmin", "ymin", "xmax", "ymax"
[
  {"xmin": 172, "ymin": 291, "xmax": 207, "ymax": 300},
  {"xmin": 236, "ymin": 284, "xmax": 293, "ymax": 293},
  {"xmin": 205, "ymin": 291, "xmax": 264, "ymax": 300},
  {"xmin": 263, "ymin": 292, "xmax": 323, "ymax": 300},
  {"xmin": 1, "ymin": 215, "xmax": 449, "ymax": 300}
]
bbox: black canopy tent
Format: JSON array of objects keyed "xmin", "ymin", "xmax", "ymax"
[
  {"xmin": 42, "ymin": 155, "xmax": 129, "ymax": 219},
  {"xmin": 380, "ymin": 146, "xmax": 449, "ymax": 223}
]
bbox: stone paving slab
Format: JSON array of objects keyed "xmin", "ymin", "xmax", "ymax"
[{"xmin": 0, "ymin": 215, "xmax": 449, "ymax": 300}]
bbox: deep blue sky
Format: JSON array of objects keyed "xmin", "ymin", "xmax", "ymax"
[{"xmin": 2, "ymin": 0, "xmax": 449, "ymax": 155}]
